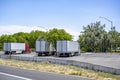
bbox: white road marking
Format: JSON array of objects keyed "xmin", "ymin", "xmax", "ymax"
[{"xmin": 0, "ymin": 72, "xmax": 32, "ymax": 80}]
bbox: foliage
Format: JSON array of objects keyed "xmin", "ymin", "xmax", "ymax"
[
  {"xmin": 47, "ymin": 28, "xmax": 72, "ymax": 48},
  {"xmin": 28, "ymin": 30, "xmax": 46, "ymax": 48},
  {"xmin": 0, "ymin": 29, "xmax": 72, "ymax": 49},
  {"xmin": 78, "ymin": 21, "xmax": 120, "ymax": 52},
  {"xmin": 1, "ymin": 23, "xmax": 120, "ymax": 52},
  {"xmin": 13, "ymin": 32, "xmax": 29, "ymax": 43},
  {"xmin": 108, "ymin": 30, "xmax": 120, "ymax": 52}
]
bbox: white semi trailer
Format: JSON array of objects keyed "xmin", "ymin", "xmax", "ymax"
[
  {"xmin": 57, "ymin": 40, "xmax": 80, "ymax": 57},
  {"xmin": 36, "ymin": 41, "xmax": 55, "ymax": 56},
  {"xmin": 3, "ymin": 43, "xmax": 25, "ymax": 54}
]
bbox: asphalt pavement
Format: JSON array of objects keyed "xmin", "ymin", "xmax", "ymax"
[
  {"xmin": 11, "ymin": 52, "xmax": 120, "ymax": 69},
  {"xmin": 0, "ymin": 51, "xmax": 120, "ymax": 74},
  {"xmin": 0, "ymin": 72, "xmax": 30, "ymax": 80},
  {"xmin": 0, "ymin": 65, "xmax": 92, "ymax": 80}
]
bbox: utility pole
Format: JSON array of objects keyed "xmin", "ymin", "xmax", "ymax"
[{"xmin": 99, "ymin": 16, "xmax": 114, "ymax": 30}]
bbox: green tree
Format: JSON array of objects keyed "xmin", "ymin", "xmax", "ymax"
[
  {"xmin": 78, "ymin": 21, "xmax": 110, "ymax": 52},
  {"xmin": 6, "ymin": 35, "xmax": 16, "ymax": 42},
  {"xmin": 0, "ymin": 35, "xmax": 9, "ymax": 43},
  {"xmin": 28, "ymin": 30, "xmax": 46, "ymax": 48},
  {"xmin": 47, "ymin": 28, "xmax": 72, "ymax": 48},
  {"xmin": 99, "ymin": 32, "xmax": 111, "ymax": 52},
  {"xmin": 0, "ymin": 35, "xmax": 8, "ymax": 49},
  {"xmin": 13, "ymin": 32, "xmax": 29, "ymax": 43},
  {"xmin": 0, "ymin": 35, "xmax": 16, "ymax": 49},
  {"xmin": 78, "ymin": 34, "xmax": 87, "ymax": 52},
  {"xmin": 108, "ymin": 30, "xmax": 120, "ymax": 52},
  {"xmin": 16, "ymin": 36, "xmax": 27, "ymax": 43}
]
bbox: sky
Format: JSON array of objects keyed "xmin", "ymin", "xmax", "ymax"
[{"xmin": 0, "ymin": 0, "xmax": 120, "ymax": 40}]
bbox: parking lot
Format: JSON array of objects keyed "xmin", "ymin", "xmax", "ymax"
[{"xmin": 0, "ymin": 51, "xmax": 120, "ymax": 70}]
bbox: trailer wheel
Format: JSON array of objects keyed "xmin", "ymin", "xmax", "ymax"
[
  {"xmin": 57, "ymin": 53, "xmax": 60, "ymax": 57},
  {"xmin": 11, "ymin": 51, "xmax": 16, "ymax": 54},
  {"xmin": 5, "ymin": 51, "xmax": 9, "ymax": 55},
  {"xmin": 38, "ymin": 53, "xmax": 42, "ymax": 56},
  {"xmin": 51, "ymin": 52, "xmax": 55, "ymax": 56},
  {"xmin": 45, "ymin": 53, "xmax": 48, "ymax": 56},
  {"xmin": 68, "ymin": 53, "xmax": 72, "ymax": 57},
  {"xmin": 22, "ymin": 51, "xmax": 25, "ymax": 54},
  {"xmin": 75, "ymin": 52, "xmax": 79, "ymax": 56}
]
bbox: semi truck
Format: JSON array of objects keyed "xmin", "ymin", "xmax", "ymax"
[
  {"xmin": 56, "ymin": 40, "xmax": 80, "ymax": 57},
  {"xmin": 36, "ymin": 40, "xmax": 55, "ymax": 56},
  {"xmin": 3, "ymin": 43, "xmax": 30, "ymax": 54}
]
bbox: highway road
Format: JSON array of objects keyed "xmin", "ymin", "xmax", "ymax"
[{"xmin": 0, "ymin": 65, "xmax": 92, "ymax": 80}]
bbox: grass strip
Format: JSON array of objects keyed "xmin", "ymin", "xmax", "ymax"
[{"xmin": 0, "ymin": 58, "xmax": 120, "ymax": 80}]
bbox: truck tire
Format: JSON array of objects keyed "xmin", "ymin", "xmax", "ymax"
[
  {"xmin": 22, "ymin": 51, "xmax": 25, "ymax": 54},
  {"xmin": 57, "ymin": 53, "xmax": 60, "ymax": 57},
  {"xmin": 75, "ymin": 53, "xmax": 79, "ymax": 56},
  {"xmin": 68, "ymin": 53, "xmax": 72, "ymax": 57},
  {"xmin": 38, "ymin": 53, "xmax": 42, "ymax": 56},
  {"xmin": 11, "ymin": 51, "xmax": 16, "ymax": 54},
  {"xmin": 5, "ymin": 51, "xmax": 9, "ymax": 55}
]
